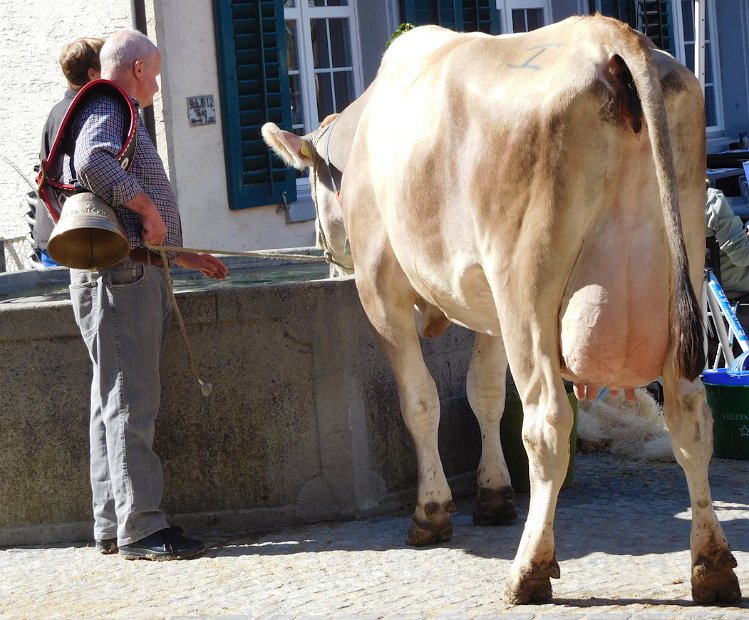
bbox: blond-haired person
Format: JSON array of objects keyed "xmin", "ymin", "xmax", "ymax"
[{"xmin": 33, "ymin": 37, "xmax": 105, "ymax": 266}]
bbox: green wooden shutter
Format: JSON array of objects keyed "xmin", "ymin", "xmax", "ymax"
[
  {"xmin": 595, "ymin": 0, "xmax": 674, "ymax": 55},
  {"xmin": 402, "ymin": 0, "xmax": 500, "ymax": 35},
  {"xmin": 213, "ymin": 0, "xmax": 296, "ymax": 210},
  {"xmin": 638, "ymin": 1, "xmax": 673, "ymax": 55}
]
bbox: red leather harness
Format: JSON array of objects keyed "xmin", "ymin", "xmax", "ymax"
[{"xmin": 37, "ymin": 79, "xmax": 138, "ymax": 223}]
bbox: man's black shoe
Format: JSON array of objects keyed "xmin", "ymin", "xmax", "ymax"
[
  {"xmin": 95, "ymin": 538, "xmax": 118, "ymax": 554},
  {"xmin": 120, "ymin": 527, "xmax": 204, "ymax": 561}
]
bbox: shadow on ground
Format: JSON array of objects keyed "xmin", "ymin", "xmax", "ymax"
[{"xmin": 197, "ymin": 452, "xmax": 749, "ymax": 571}]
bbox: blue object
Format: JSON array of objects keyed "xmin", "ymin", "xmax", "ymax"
[
  {"xmin": 40, "ymin": 249, "xmax": 60, "ymax": 268},
  {"xmin": 707, "ymin": 271, "xmax": 749, "ymax": 354},
  {"xmin": 702, "ymin": 368, "xmax": 749, "ymax": 386}
]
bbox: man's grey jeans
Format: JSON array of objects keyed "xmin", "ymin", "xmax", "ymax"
[{"xmin": 70, "ymin": 259, "xmax": 173, "ymax": 545}]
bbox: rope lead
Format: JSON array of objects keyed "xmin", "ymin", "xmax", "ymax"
[
  {"xmin": 158, "ymin": 248, "xmax": 212, "ymax": 398},
  {"xmin": 147, "ymin": 243, "xmax": 330, "ymax": 397}
]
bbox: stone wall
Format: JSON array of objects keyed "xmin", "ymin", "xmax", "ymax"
[{"xmin": 0, "ymin": 271, "xmax": 482, "ymax": 545}]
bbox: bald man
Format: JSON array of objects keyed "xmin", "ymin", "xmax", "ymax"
[{"xmin": 66, "ymin": 29, "xmax": 227, "ymax": 560}]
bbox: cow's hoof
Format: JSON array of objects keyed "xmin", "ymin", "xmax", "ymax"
[
  {"xmin": 692, "ymin": 551, "xmax": 741, "ymax": 605},
  {"xmin": 503, "ymin": 576, "xmax": 553, "ymax": 605},
  {"xmin": 406, "ymin": 500, "xmax": 456, "ymax": 546},
  {"xmin": 503, "ymin": 558, "xmax": 560, "ymax": 605},
  {"xmin": 473, "ymin": 485, "xmax": 518, "ymax": 526}
]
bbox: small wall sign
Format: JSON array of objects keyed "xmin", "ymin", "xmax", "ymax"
[{"xmin": 187, "ymin": 95, "xmax": 216, "ymax": 126}]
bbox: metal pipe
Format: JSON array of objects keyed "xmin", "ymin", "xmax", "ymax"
[
  {"xmin": 706, "ymin": 281, "xmax": 735, "ymax": 366},
  {"xmin": 707, "ymin": 271, "xmax": 749, "ymax": 352},
  {"xmin": 130, "ymin": 0, "xmax": 157, "ymax": 144},
  {"xmin": 694, "ymin": 0, "xmax": 706, "ymax": 92}
]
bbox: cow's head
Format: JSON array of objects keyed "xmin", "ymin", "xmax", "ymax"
[{"xmin": 262, "ymin": 117, "xmax": 353, "ymax": 276}]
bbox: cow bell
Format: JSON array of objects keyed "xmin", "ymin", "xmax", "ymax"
[{"xmin": 47, "ymin": 192, "xmax": 130, "ymax": 270}]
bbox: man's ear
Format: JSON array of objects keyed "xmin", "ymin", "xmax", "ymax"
[{"xmin": 133, "ymin": 58, "xmax": 144, "ymax": 80}]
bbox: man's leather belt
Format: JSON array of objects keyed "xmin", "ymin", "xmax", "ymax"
[{"xmin": 129, "ymin": 247, "xmax": 166, "ymax": 268}]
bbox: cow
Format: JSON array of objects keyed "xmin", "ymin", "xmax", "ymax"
[
  {"xmin": 262, "ymin": 84, "xmax": 375, "ymax": 277},
  {"xmin": 264, "ymin": 16, "xmax": 740, "ymax": 606}
]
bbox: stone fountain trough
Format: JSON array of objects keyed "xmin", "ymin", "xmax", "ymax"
[{"xmin": 0, "ymin": 252, "xmax": 480, "ymax": 545}]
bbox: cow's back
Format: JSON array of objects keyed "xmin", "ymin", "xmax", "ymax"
[{"xmin": 351, "ymin": 19, "xmax": 626, "ymax": 315}]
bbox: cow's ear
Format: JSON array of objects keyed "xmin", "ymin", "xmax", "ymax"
[
  {"xmin": 261, "ymin": 122, "xmax": 313, "ymax": 170},
  {"xmin": 320, "ymin": 113, "xmax": 339, "ymax": 128}
]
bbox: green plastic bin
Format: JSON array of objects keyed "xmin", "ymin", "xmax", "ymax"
[
  {"xmin": 703, "ymin": 369, "xmax": 749, "ymax": 459},
  {"xmin": 500, "ymin": 387, "xmax": 577, "ymax": 492}
]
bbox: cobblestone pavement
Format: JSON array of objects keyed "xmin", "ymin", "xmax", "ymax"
[{"xmin": 2, "ymin": 452, "xmax": 749, "ymax": 619}]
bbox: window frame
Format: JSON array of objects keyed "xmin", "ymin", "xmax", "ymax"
[
  {"xmin": 283, "ymin": 1, "xmax": 364, "ymax": 209},
  {"xmin": 284, "ymin": 1, "xmax": 364, "ymax": 136},
  {"xmin": 497, "ymin": 1, "xmax": 551, "ymax": 34},
  {"xmin": 671, "ymin": 0, "xmax": 724, "ymax": 135}
]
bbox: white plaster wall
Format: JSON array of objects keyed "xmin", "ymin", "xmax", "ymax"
[
  {"xmin": 151, "ymin": 0, "xmax": 315, "ymax": 253},
  {"xmin": 1, "ymin": 0, "xmax": 314, "ymax": 266},
  {"xmin": 0, "ymin": 0, "xmax": 131, "ymax": 249}
]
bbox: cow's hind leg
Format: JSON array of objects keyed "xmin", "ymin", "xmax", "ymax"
[
  {"xmin": 502, "ymin": 380, "xmax": 572, "ymax": 604},
  {"xmin": 354, "ymin": 258, "xmax": 455, "ymax": 546},
  {"xmin": 662, "ymin": 371, "xmax": 741, "ymax": 604},
  {"xmin": 386, "ymin": 308, "xmax": 455, "ymax": 546},
  {"xmin": 495, "ymin": 316, "xmax": 574, "ymax": 604},
  {"xmin": 467, "ymin": 332, "xmax": 518, "ymax": 526}
]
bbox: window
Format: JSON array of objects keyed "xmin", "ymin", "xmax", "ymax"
[
  {"xmin": 402, "ymin": 1, "xmax": 500, "ymax": 34},
  {"xmin": 497, "ymin": 1, "xmax": 550, "ymax": 34},
  {"xmin": 594, "ymin": 1, "xmax": 674, "ymax": 54},
  {"xmin": 595, "ymin": 1, "xmax": 721, "ymax": 133},
  {"xmin": 213, "ymin": 0, "xmax": 363, "ymax": 211},
  {"xmin": 283, "ymin": 1, "xmax": 363, "ymax": 136},
  {"xmin": 672, "ymin": 0, "xmax": 722, "ymax": 132}
]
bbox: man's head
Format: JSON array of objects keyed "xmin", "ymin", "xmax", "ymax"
[
  {"xmin": 100, "ymin": 29, "xmax": 161, "ymax": 107},
  {"xmin": 60, "ymin": 37, "xmax": 105, "ymax": 90}
]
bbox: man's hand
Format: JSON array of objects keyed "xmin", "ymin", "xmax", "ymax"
[
  {"xmin": 140, "ymin": 210, "xmax": 167, "ymax": 246},
  {"xmin": 125, "ymin": 192, "xmax": 167, "ymax": 246},
  {"xmin": 174, "ymin": 252, "xmax": 228, "ymax": 280}
]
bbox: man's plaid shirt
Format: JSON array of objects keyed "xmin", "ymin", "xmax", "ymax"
[{"xmin": 66, "ymin": 91, "xmax": 183, "ymax": 251}]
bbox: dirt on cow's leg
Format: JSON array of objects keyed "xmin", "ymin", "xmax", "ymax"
[
  {"xmin": 473, "ymin": 485, "xmax": 518, "ymax": 526},
  {"xmin": 661, "ymin": 374, "xmax": 742, "ymax": 605},
  {"xmin": 407, "ymin": 500, "xmax": 456, "ymax": 546},
  {"xmin": 503, "ymin": 555, "xmax": 560, "ymax": 605},
  {"xmin": 691, "ymin": 544, "xmax": 741, "ymax": 604}
]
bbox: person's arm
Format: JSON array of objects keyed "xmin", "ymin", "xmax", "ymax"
[
  {"xmin": 73, "ymin": 96, "xmax": 166, "ymax": 245},
  {"xmin": 123, "ymin": 192, "xmax": 166, "ymax": 246},
  {"xmin": 173, "ymin": 252, "xmax": 228, "ymax": 279},
  {"xmin": 40, "ymin": 115, "xmax": 53, "ymax": 161},
  {"xmin": 73, "ymin": 98, "xmax": 141, "ymax": 204},
  {"xmin": 705, "ymin": 189, "xmax": 749, "ymax": 267}
]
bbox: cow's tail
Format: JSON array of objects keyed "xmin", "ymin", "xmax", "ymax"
[{"xmin": 608, "ymin": 21, "xmax": 705, "ymax": 380}]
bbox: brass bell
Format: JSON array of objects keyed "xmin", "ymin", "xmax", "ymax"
[{"xmin": 47, "ymin": 192, "xmax": 130, "ymax": 270}]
